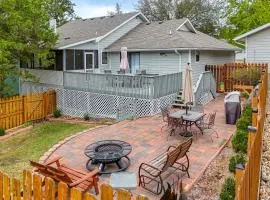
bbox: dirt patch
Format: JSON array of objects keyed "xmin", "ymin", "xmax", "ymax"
[{"xmin": 186, "ymin": 143, "xmax": 234, "ymax": 200}]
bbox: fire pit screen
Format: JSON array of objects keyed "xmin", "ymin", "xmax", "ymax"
[{"xmin": 84, "ymin": 140, "xmax": 132, "ymax": 174}]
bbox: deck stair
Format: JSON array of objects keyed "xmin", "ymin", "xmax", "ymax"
[{"xmin": 172, "ymin": 90, "xmax": 186, "ymax": 108}]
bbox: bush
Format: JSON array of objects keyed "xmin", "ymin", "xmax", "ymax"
[
  {"xmin": 234, "ymin": 67, "xmax": 261, "ymax": 86},
  {"xmin": 236, "ymin": 117, "xmax": 250, "ymax": 131},
  {"xmin": 53, "ymin": 109, "xmax": 62, "ymax": 118},
  {"xmin": 232, "ymin": 130, "xmax": 248, "ymax": 153},
  {"xmin": 240, "ymin": 92, "xmax": 249, "ymax": 99},
  {"xmin": 229, "ymin": 153, "xmax": 246, "ymax": 173},
  {"xmin": 0, "ymin": 128, "xmax": 5, "ymax": 136},
  {"xmin": 220, "ymin": 177, "xmax": 235, "ymax": 200},
  {"xmin": 83, "ymin": 113, "xmax": 91, "ymax": 121}
]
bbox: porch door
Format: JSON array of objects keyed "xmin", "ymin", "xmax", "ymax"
[
  {"xmin": 130, "ymin": 53, "xmax": 140, "ymax": 74},
  {"xmin": 84, "ymin": 52, "xmax": 94, "ymax": 72}
]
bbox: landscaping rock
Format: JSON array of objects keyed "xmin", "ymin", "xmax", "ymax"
[{"xmin": 260, "ymin": 98, "xmax": 270, "ymax": 200}]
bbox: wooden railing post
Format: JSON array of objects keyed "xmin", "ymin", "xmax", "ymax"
[{"xmin": 235, "ymin": 163, "xmax": 245, "ymax": 199}]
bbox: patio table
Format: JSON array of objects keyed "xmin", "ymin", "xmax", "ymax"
[{"xmin": 170, "ymin": 110, "xmax": 205, "ymax": 136}]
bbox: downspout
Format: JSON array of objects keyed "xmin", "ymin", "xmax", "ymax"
[{"xmin": 174, "ymin": 49, "xmax": 182, "ymax": 72}]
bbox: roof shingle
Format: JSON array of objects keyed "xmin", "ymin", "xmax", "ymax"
[{"xmin": 106, "ymin": 19, "xmax": 238, "ymax": 51}]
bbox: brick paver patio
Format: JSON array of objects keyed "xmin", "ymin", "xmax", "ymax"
[{"xmin": 45, "ymin": 95, "xmax": 235, "ymax": 199}]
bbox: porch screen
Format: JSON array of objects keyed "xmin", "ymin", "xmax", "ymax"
[
  {"xmin": 66, "ymin": 50, "xmax": 74, "ymax": 70},
  {"xmin": 75, "ymin": 50, "xmax": 84, "ymax": 69}
]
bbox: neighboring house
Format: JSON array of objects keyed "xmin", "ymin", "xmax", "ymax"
[
  {"xmin": 20, "ymin": 12, "xmax": 238, "ymax": 119},
  {"xmin": 234, "ymin": 22, "xmax": 270, "ymax": 68}
]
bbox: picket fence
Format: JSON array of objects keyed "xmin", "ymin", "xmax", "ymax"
[
  {"xmin": 205, "ymin": 63, "xmax": 267, "ymax": 93},
  {"xmin": 0, "ymin": 91, "xmax": 56, "ymax": 130},
  {"xmin": 0, "ymin": 170, "xmax": 148, "ymax": 200},
  {"xmin": 235, "ymin": 68, "xmax": 268, "ymax": 199}
]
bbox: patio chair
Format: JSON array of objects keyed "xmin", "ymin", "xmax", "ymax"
[
  {"xmin": 30, "ymin": 156, "xmax": 100, "ymax": 194},
  {"xmin": 197, "ymin": 112, "xmax": 218, "ymax": 142},
  {"xmin": 138, "ymin": 138, "xmax": 192, "ymax": 195}
]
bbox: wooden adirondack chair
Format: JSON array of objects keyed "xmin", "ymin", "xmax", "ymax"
[{"xmin": 30, "ymin": 156, "xmax": 99, "ymax": 194}]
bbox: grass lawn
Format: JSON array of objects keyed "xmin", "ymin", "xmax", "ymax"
[{"xmin": 0, "ymin": 121, "xmax": 93, "ymax": 178}]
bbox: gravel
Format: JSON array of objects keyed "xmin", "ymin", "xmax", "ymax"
[{"xmin": 260, "ymin": 106, "xmax": 270, "ymax": 200}]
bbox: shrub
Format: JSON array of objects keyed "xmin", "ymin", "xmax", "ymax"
[
  {"xmin": 53, "ymin": 109, "xmax": 62, "ymax": 118},
  {"xmin": 0, "ymin": 128, "xmax": 5, "ymax": 136},
  {"xmin": 234, "ymin": 67, "xmax": 261, "ymax": 86},
  {"xmin": 229, "ymin": 153, "xmax": 246, "ymax": 173},
  {"xmin": 232, "ymin": 130, "xmax": 248, "ymax": 153},
  {"xmin": 236, "ymin": 117, "xmax": 250, "ymax": 131},
  {"xmin": 83, "ymin": 113, "xmax": 91, "ymax": 121},
  {"xmin": 220, "ymin": 177, "xmax": 235, "ymax": 200},
  {"xmin": 240, "ymin": 92, "xmax": 249, "ymax": 99}
]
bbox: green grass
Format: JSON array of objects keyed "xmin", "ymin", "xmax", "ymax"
[{"xmin": 0, "ymin": 122, "xmax": 92, "ymax": 178}]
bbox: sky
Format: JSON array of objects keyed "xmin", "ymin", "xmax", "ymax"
[{"xmin": 72, "ymin": 0, "xmax": 139, "ymax": 18}]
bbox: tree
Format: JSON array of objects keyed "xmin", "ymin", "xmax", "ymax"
[
  {"xmin": 137, "ymin": 0, "xmax": 224, "ymax": 36},
  {"xmin": 108, "ymin": 3, "xmax": 123, "ymax": 16},
  {"xmin": 220, "ymin": 0, "xmax": 270, "ymax": 45},
  {"xmin": 47, "ymin": 0, "xmax": 76, "ymax": 27},
  {"xmin": 0, "ymin": 0, "xmax": 58, "ymax": 97}
]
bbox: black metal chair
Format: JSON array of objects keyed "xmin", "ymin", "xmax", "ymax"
[{"xmin": 197, "ymin": 112, "xmax": 218, "ymax": 142}]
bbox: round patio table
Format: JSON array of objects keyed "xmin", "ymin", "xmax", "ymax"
[{"xmin": 84, "ymin": 140, "xmax": 132, "ymax": 174}]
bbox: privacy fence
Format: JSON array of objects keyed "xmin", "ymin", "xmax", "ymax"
[
  {"xmin": 0, "ymin": 91, "xmax": 56, "ymax": 130},
  {"xmin": 205, "ymin": 63, "xmax": 267, "ymax": 93},
  {"xmin": 0, "ymin": 170, "xmax": 148, "ymax": 200},
  {"xmin": 235, "ymin": 68, "xmax": 268, "ymax": 199}
]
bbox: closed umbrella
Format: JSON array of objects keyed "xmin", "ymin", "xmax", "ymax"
[
  {"xmin": 120, "ymin": 47, "xmax": 129, "ymax": 72},
  {"xmin": 183, "ymin": 64, "xmax": 194, "ymax": 113}
]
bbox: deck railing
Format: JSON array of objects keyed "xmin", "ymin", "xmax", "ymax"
[
  {"xmin": 194, "ymin": 71, "xmax": 217, "ymax": 105},
  {"xmin": 235, "ymin": 68, "xmax": 268, "ymax": 199},
  {"xmin": 63, "ymin": 72, "xmax": 182, "ymax": 99}
]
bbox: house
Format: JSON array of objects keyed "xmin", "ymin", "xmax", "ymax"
[
  {"xmin": 20, "ymin": 12, "xmax": 238, "ymax": 119},
  {"xmin": 234, "ymin": 22, "xmax": 270, "ymax": 68}
]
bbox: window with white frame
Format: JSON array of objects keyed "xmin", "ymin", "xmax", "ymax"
[{"xmin": 102, "ymin": 52, "xmax": 108, "ymax": 64}]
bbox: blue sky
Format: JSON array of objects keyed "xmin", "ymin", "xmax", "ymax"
[{"xmin": 72, "ymin": 0, "xmax": 138, "ymax": 18}]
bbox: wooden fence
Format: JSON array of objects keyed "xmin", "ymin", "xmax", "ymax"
[
  {"xmin": 0, "ymin": 91, "xmax": 56, "ymax": 130},
  {"xmin": 205, "ymin": 63, "xmax": 267, "ymax": 93},
  {"xmin": 0, "ymin": 170, "xmax": 148, "ymax": 200},
  {"xmin": 235, "ymin": 68, "xmax": 268, "ymax": 199}
]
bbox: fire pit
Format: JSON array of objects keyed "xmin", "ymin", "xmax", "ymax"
[{"xmin": 84, "ymin": 140, "xmax": 132, "ymax": 174}]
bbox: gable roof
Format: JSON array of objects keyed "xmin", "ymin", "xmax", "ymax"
[
  {"xmin": 106, "ymin": 19, "xmax": 239, "ymax": 52},
  {"xmin": 56, "ymin": 12, "xmax": 148, "ymax": 49},
  {"xmin": 234, "ymin": 22, "xmax": 270, "ymax": 42}
]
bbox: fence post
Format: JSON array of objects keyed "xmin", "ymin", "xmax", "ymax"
[
  {"xmin": 235, "ymin": 163, "xmax": 245, "ymax": 199},
  {"xmin": 22, "ymin": 95, "xmax": 27, "ymax": 124},
  {"xmin": 247, "ymin": 126, "xmax": 257, "ymax": 155}
]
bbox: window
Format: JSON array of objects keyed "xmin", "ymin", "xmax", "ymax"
[
  {"xmin": 55, "ymin": 50, "xmax": 63, "ymax": 71},
  {"xmin": 102, "ymin": 52, "xmax": 108, "ymax": 64},
  {"xmin": 195, "ymin": 51, "xmax": 200, "ymax": 62}
]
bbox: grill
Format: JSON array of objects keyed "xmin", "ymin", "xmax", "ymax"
[{"xmin": 84, "ymin": 140, "xmax": 132, "ymax": 174}]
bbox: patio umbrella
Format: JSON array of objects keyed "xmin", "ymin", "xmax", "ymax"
[
  {"xmin": 183, "ymin": 63, "xmax": 194, "ymax": 105},
  {"xmin": 120, "ymin": 47, "xmax": 129, "ymax": 70}
]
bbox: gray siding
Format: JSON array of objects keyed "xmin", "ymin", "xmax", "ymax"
[
  {"xmin": 99, "ymin": 17, "xmax": 143, "ymax": 71},
  {"xmin": 246, "ymin": 28, "xmax": 270, "ymax": 66},
  {"xmin": 191, "ymin": 50, "xmax": 235, "ymax": 84},
  {"xmin": 108, "ymin": 50, "xmax": 235, "ymax": 85}
]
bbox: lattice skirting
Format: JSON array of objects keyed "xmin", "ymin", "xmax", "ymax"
[
  {"xmin": 196, "ymin": 92, "xmax": 214, "ymax": 105},
  {"xmin": 21, "ymin": 83, "xmax": 176, "ymax": 120}
]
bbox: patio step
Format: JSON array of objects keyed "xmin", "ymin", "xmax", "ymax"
[
  {"xmin": 172, "ymin": 103, "xmax": 186, "ymax": 108},
  {"xmin": 173, "ymin": 90, "xmax": 184, "ymax": 107}
]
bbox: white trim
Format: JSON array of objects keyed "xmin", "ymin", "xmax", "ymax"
[
  {"xmin": 188, "ymin": 50, "xmax": 192, "ymax": 64},
  {"xmin": 58, "ymin": 38, "xmax": 96, "ymax": 49},
  {"xmin": 105, "ymin": 47, "xmax": 239, "ymax": 52},
  {"xmin": 234, "ymin": 22, "xmax": 270, "ymax": 41},
  {"xmin": 176, "ymin": 19, "xmax": 197, "ymax": 33},
  {"xmin": 84, "ymin": 52, "xmax": 94, "ymax": 72},
  {"xmin": 96, "ymin": 12, "xmax": 149, "ymax": 42},
  {"xmin": 245, "ymin": 37, "xmax": 248, "ymax": 61}
]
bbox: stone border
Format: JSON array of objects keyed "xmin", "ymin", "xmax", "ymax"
[{"xmin": 39, "ymin": 125, "xmax": 108, "ymax": 163}]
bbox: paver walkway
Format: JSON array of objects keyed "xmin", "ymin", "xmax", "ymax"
[{"xmin": 45, "ymin": 95, "xmax": 235, "ymax": 199}]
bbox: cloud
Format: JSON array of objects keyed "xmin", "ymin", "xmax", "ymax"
[{"xmin": 74, "ymin": 3, "xmax": 133, "ymax": 18}]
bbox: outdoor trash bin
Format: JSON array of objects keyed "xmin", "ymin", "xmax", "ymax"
[{"xmin": 224, "ymin": 91, "xmax": 241, "ymax": 125}]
